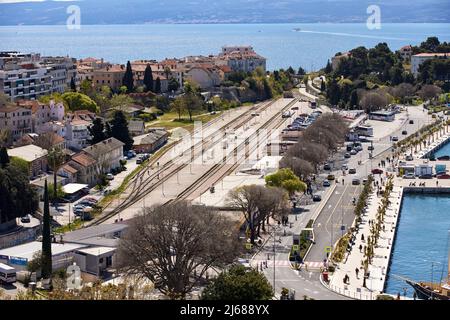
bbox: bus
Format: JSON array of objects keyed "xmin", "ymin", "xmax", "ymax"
[
  {"xmin": 0, "ymin": 263, "xmax": 16, "ymax": 284},
  {"xmin": 355, "ymin": 125, "xmax": 374, "ymax": 137}
]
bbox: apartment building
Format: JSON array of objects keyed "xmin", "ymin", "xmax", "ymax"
[
  {"xmin": 16, "ymin": 99, "xmax": 65, "ymax": 134},
  {"xmin": 411, "ymin": 52, "xmax": 450, "ymax": 77},
  {"xmin": 41, "ymin": 56, "xmax": 78, "ymax": 93},
  {"xmin": 92, "ymin": 64, "xmax": 125, "ymax": 91},
  {"xmin": 216, "ymin": 46, "xmax": 266, "ymax": 73},
  {"xmin": 0, "ymin": 104, "xmax": 33, "ymax": 144},
  {"xmin": 65, "ymin": 119, "xmax": 92, "ymax": 151},
  {"xmin": 7, "ymin": 144, "xmax": 48, "ymax": 178}
]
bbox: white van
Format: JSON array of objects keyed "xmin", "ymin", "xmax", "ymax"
[{"xmin": 0, "ymin": 263, "xmax": 16, "ymax": 284}]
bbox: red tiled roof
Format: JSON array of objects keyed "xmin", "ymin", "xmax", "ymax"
[{"xmin": 72, "ymin": 152, "xmax": 97, "ymax": 167}]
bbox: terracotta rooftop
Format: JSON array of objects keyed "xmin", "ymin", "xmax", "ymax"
[
  {"xmin": 72, "ymin": 152, "xmax": 97, "ymax": 167},
  {"xmin": 61, "ymin": 163, "xmax": 79, "ymax": 174}
]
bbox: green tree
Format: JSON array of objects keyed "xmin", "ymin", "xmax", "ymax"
[
  {"xmin": 154, "ymin": 77, "xmax": 161, "ymax": 93},
  {"xmin": 0, "ymin": 146, "xmax": 9, "ymax": 168},
  {"xmin": 297, "ymin": 67, "xmax": 306, "ymax": 76},
  {"xmin": 201, "ymin": 265, "xmax": 273, "ymax": 300},
  {"xmin": 79, "ymin": 79, "xmax": 95, "ymax": 97},
  {"xmin": 109, "ymin": 110, "xmax": 133, "ymax": 151},
  {"xmin": 0, "ymin": 164, "xmax": 38, "ymax": 224},
  {"xmin": 265, "ymin": 168, "xmax": 306, "ymax": 197},
  {"xmin": 41, "ymin": 180, "xmax": 52, "ymax": 282},
  {"xmin": 47, "ymin": 183, "xmax": 66, "ymax": 202},
  {"xmin": 143, "ymin": 64, "xmax": 154, "ymax": 92},
  {"xmin": 9, "ymin": 156, "xmax": 29, "ymax": 175},
  {"xmin": 320, "ymin": 79, "xmax": 326, "ymax": 91},
  {"xmin": 168, "ymin": 77, "xmax": 180, "ymax": 92},
  {"xmin": 88, "ymin": 117, "xmax": 107, "ymax": 144},
  {"xmin": 170, "ymin": 97, "xmax": 186, "ymax": 120},
  {"xmin": 61, "ymin": 92, "xmax": 99, "ymax": 113},
  {"xmin": 122, "ymin": 61, "xmax": 134, "ymax": 93}
]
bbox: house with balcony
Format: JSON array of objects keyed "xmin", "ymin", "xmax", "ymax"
[
  {"xmin": 0, "ymin": 104, "xmax": 33, "ymax": 145},
  {"xmin": 65, "ymin": 119, "xmax": 92, "ymax": 151}
]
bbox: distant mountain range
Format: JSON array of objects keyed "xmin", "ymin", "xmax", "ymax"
[{"xmin": 0, "ymin": 0, "xmax": 449, "ymax": 25}]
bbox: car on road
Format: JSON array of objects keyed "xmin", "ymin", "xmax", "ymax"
[
  {"xmin": 291, "ymin": 106, "xmax": 299, "ymax": 110},
  {"xmin": 371, "ymin": 168, "xmax": 383, "ymax": 175},
  {"xmin": 405, "ymin": 155, "xmax": 414, "ymax": 161},
  {"xmin": 322, "ymin": 180, "xmax": 331, "ymax": 187},
  {"xmin": 402, "ymin": 130, "xmax": 408, "ymax": 135},
  {"xmin": 403, "ymin": 173, "xmax": 415, "ymax": 179},
  {"xmin": 106, "ymin": 173, "xmax": 114, "ymax": 180},
  {"xmin": 368, "ymin": 145, "xmax": 374, "ymax": 151},
  {"xmin": 409, "ymin": 120, "xmax": 414, "ymax": 124},
  {"xmin": 355, "ymin": 145, "xmax": 363, "ymax": 152},
  {"xmin": 346, "ymin": 145, "xmax": 353, "ymax": 152},
  {"xmin": 352, "ymin": 178, "xmax": 361, "ymax": 185},
  {"xmin": 136, "ymin": 157, "xmax": 143, "ymax": 164},
  {"xmin": 344, "ymin": 152, "xmax": 351, "ymax": 159},
  {"xmin": 349, "ymin": 168, "xmax": 356, "ymax": 174},
  {"xmin": 327, "ymin": 174, "xmax": 335, "ymax": 181},
  {"xmin": 323, "ymin": 163, "xmax": 331, "ymax": 170},
  {"xmin": 350, "ymin": 149, "xmax": 357, "ymax": 155},
  {"xmin": 341, "ymin": 164, "xmax": 348, "ymax": 170},
  {"xmin": 312, "ymin": 194, "xmax": 322, "ymax": 202},
  {"xmin": 392, "ymin": 136, "xmax": 399, "ymax": 141},
  {"xmin": 20, "ymin": 215, "xmax": 31, "ymax": 223},
  {"xmin": 419, "ymin": 174, "xmax": 433, "ymax": 179},
  {"xmin": 437, "ymin": 174, "xmax": 450, "ymax": 179}
]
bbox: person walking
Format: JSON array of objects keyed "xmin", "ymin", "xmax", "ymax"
[
  {"xmin": 359, "ymin": 244, "xmax": 363, "ymax": 252},
  {"xmin": 355, "ymin": 267, "xmax": 360, "ymax": 279},
  {"xmin": 361, "ymin": 234, "xmax": 365, "ymax": 242}
]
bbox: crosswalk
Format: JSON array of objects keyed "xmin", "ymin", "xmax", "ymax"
[{"xmin": 251, "ymin": 260, "xmax": 325, "ymax": 269}]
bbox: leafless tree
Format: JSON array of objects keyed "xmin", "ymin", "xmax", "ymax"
[
  {"xmin": 287, "ymin": 140, "xmax": 328, "ymax": 170},
  {"xmin": 418, "ymin": 84, "xmax": 442, "ymax": 101},
  {"xmin": 116, "ymin": 201, "xmax": 240, "ymax": 299},
  {"xmin": 359, "ymin": 90, "xmax": 388, "ymax": 112},
  {"xmin": 280, "ymin": 156, "xmax": 315, "ymax": 180},
  {"xmin": 227, "ymin": 185, "xmax": 288, "ymax": 244},
  {"xmin": 391, "ymin": 83, "xmax": 415, "ymax": 103}
]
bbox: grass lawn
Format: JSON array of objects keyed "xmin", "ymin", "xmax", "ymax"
[{"xmin": 147, "ymin": 112, "xmax": 222, "ymax": 131}]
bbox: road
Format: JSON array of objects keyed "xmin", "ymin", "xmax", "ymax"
[{"xmin": 252, "ymin": 104, "xmax": 433, "ymax": 299}]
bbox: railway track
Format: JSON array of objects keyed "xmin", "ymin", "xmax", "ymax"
[{"xmin": 89, "ymin": 99, "xmax": 283, "ymax": 225}]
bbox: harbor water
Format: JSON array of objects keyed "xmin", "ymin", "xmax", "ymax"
[{"xmin": 385, "ymin": 193, "xmax": 450, "ymax": 298}]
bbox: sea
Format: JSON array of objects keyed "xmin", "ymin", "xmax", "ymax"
[
  {"xmin": 385, "ymin": 193, "xmax": 450, "ymax": 298},
  {"xmin": 1, "ymin": 23, "xmax": 450, "ymax": 70}
]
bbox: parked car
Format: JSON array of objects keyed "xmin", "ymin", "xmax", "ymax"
[
  {"xmin": 327, "ymin": 174, "xmax": 335, "ymax": 181},
  {"xmin": 323, "ymin": 163, "xmax": 331, "ymax": 170},
  {"xmin": 368, "ymin": 145, "xmax": 374, "ymax": 151},
  {"xmin": 136, "ymin": 158, "xmax": 143, "ymax": 164},
  {"xmin": 106, "ymin": 173, "xmax": 114, "ymax": 180},
  {"xmin": 344, "ymin": 153, "xmax": 351, "ymax": 159},
  {"xmin": 341, "ymin": 164, "xmax": 348, "ymax": 170},
  {"xmin": 323, "ymin": 180, "xmax": 331, "ymax": 187},
  {"xmin": 392, "ymin": 136, "xmax": 399, "ymax": 141},
  {"xmin": 349, "ymin": 168, "xmax": 357, "ymax": 174},
  {"xmin": 20, "ymin": 215, "xmax": 31, "ymax": 223},
  {"xmin": 350, "ymin": 149, "xmax": 357, "ymax": 155},
  {"xmin": 402, "ymin": 130, "xmax": 408, "ymax": 135},
  {"xmin": 352, "ymin": 178, "xmax": 361, "ymax": 185},
  {"xmin": 409, "ymin": 120, "xmax": 414, "ymax": 124},
  {"xmin": 371, "ymin": 168, "xmax": 383, "ymax": 175},
  {"xmin": 355, "ymin": 145, "xmax": 363, "ymax": 152},
  {"xmin": 313, "ymin": 194, "xmax": 322, "ymax": 202},
  {"xmin": 419, "ymin": 174, "xmax": 433, "ymax": 179},
  {"xmin": 346, "ymin": 145, "xmax": 353, "ymax": 152},
  {"xmin": 403, "ymin": 173, "xmax": 415, "ymax": 179},
  {"xmin": 437, "ymin": 174, "xmax": 450, "ymax": 179}
]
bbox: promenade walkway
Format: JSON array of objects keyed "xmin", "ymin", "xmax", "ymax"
[{"xmin": 325, "ymin": 174, "xmax": 404, "ymax": 300}]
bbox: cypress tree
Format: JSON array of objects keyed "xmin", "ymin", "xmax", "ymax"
[
  {"xmin": 155, "ymin": 77, "xmax": 161, "ymax": 93},
  {"xmin": 320, "ymin": 79, "xmax": 326, "ymax": 91},
  {"xmin": 88, "ymin": 117, "xmax": 107, "ymax": 144},
  {"xmin": 109, "ymin": 110, "xmax": 134, "ymax": 151},
  {"xmin": 122, "ymin": 61, "xmax": 134, "ymax": 93},
  {"xmin": 325, "ymin": 60, "xmax": 333, "ymax": 73},
  {"xmin": 0, "ymin": 147, "xmax": 9, "ymax": 168},
  {"xmin": 143, "ymin": 64, "xmax": 154, "ymax": 92},
  {"xmin": 70, "ymin": 77, "xmax": 77, "ymax": 92},
  {"xmin": 41, "ymin": 179, "xmax": 52, "ymax": 281}
]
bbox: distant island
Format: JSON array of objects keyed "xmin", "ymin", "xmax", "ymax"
[{"xmin": 0, "ymin": 0, "xmax": 449, "ymax": 25}]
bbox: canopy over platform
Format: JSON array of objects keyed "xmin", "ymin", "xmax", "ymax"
[{"xmin": 62, "ymin": 183, "xmax": 89, "ymax": 195}]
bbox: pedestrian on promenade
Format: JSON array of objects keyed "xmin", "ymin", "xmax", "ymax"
[
  {"xmin": 413, "ymin": 292, "xmax": 417, "ymax": 300},
  {"xmin": 436, "ymin": 180, "xmax": 439, "ymax": 187},
  {"xmin": 359, "ymin": 244, "xmax": 363, "ymax": 252},
  {"xmin": 355, "ymin": 267, "xmax": 359, "ymax": 279},
  {"xmin": 342, "ymin": 178, "xmax": 344, "ymax": 185},
  {"xmin": 361, "ymin": 234, "xmax": 365, "ymax": 242}
]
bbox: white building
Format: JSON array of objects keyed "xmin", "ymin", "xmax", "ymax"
[
  {"xmin": 65, "ymin": 119, "xmax": 92, "ymax": 151},
  {"xmin": 216, "ymin": 46, "xmax": 266, "ymax": 73},
  {"xmin": 411, "ymin": 53, "xmax": 450, "ymax": 77},
  {"xmin": 17, "ymin": 99, "xmax": 65, "ymax": 134}
]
